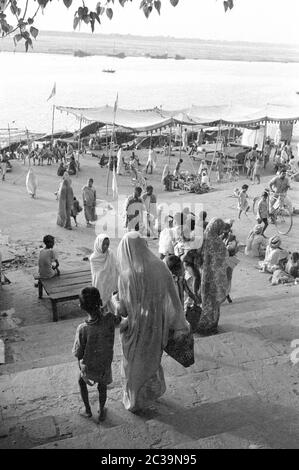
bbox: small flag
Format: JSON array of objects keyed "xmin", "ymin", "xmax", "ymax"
[
  {"xmin": 47, "ymin": 82, "xmax": 56, "ymax": 101},
  {"xmin": 113, "ymin": 92, "xmax": 118, "ymax": 115},
  {"xmin": 112, "ymin": 165, "xmax": 118, "ymax": 199}
]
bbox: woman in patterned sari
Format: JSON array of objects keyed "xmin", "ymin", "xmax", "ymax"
[
  {"xmin": 114, "ymin": 231, "xmax": 189, "ymax": 413},
  {"xmin": 57, "ymin": 172, "xmax": 73, "ymax": 230},
  {"xmin": 197, "ymin": 218, "xmax": 228, "ymax": 335}
]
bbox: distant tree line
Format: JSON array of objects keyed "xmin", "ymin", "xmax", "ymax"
[{"xmin": 0, "ymin": 0, "xmax": 234, "ymax": 51}]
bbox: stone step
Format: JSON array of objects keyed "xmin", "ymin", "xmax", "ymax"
[
  {"xmin": 2, "ymin": 288, "xmax": 299, "ymax": 374},
  {"xmin": 33, "ymin": 424, "xmax": 151, "ymax": 449},
  {"xmin": 1, "ymin": 325, "xmax": 290, "ymax": 409},
  {"xmin": 168, "ymin": 426, "xmax": 272, "ymax": 449}
]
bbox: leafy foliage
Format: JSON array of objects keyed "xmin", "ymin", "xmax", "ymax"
[{"xmin": 0, "ymin": 0, "xmax": 234, "ymax": 51}]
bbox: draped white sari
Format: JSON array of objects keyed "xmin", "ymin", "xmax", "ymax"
[{"xmin": 117, "ymin": 232, "xmax": 189, "ymax": 412}]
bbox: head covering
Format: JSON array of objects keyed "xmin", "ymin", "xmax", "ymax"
[
  {"xmin": 246, "ymin": 224, "xmax": 263, "ymax": 252},
  {"xmin": 117, "ymin": 231, "xmax": 189, "ymax": 411},
  {"xmin": 89, "ymin": 234, "xmax": 118, "ymax": 307},
  {"xmin": 26, "ymin": 168, "xmax": 37, "ymax": 196},
  {"xmin": 269, "ymin": 235, "xmax": 282, "ymax": 249},
  {"xmin": 254, "ymin": 224, "xmax": 263, "ymax": 235},
  {"xmin": 197, "ymin": 218, "xmax": 228, "ymax": 333},
  {"xmin": 225, "ymin": 218, "xmax": 234, "ymax": 227},
  {"xmin": 63, "ymin": 171, "xmax": 72, "ymax": 184},
  {"xmin": 161, "ymin": 164, "xmax": 169, "ymax": 183}
]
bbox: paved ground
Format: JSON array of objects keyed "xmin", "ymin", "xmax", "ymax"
[{"xmin": 0, "ymin": 150, "xmax": 299, "ymax": 449}]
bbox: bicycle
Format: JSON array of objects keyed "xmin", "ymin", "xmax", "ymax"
[{"xmin": 252, "ymin": 191, "xmax": 293, "ymax": 235}]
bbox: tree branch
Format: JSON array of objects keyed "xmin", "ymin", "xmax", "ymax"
[{"xmin": 22, "ymin": 0, "xmax": 29, "ymax": 21}]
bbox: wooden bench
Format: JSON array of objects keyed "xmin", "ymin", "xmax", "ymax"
[{"xmin": 35, "ymin": 268, "xmax": 91, "ymax": 322}]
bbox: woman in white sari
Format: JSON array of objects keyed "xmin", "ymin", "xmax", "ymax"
[
  {"xmin": 26, "ymin": 168, "xmax": 38, "ymax": 198},
  {"xmin": 114, "ymin": 232, "xmax": 189, "ymax": 413},
  {"xmin": 89, "ymin": 234, "xmax": 118, "ymax": 312}
]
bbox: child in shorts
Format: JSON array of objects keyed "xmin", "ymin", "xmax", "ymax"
[
  {"xmin": 72, "ymin": 287, "xmax": 121, "ymax": 422},
  {"xmin": 257, "ymin": 190, "xmax": 269, "ymax": 234},
  {"xmin": 238, "ymin": 184, "xmax": 250, "ymax": 219},
  {"xmin": 71, "ymin": 196, "xmax": 82, "ymax": 227},
  {"xmin": 38, "ymin": 235, "xmax": 60, "ymax": 279}
]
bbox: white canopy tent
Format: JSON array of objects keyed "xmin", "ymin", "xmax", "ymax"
[{"xmin": 57, "ymin": 103, "xmax": 299, "ymax": 131}]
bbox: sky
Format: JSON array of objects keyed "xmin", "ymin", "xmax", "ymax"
[{"xmin": 8, "ymin": 0, "xmax": 299, "ymax": 44}]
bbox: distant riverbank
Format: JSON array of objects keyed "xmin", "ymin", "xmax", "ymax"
[{"xmin": 1, "ymin": 31, "xmax": 299, "ymax": 64}]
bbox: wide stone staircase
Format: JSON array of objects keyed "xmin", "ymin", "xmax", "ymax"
[{"xmin": 1, "ymin": 262, "xmax": 299, "ymax": 449}]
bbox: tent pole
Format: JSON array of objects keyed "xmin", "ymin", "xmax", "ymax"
[
  {"xmin": 168, "ymin": 124, "xmax": 172, "ymax": 165},
  {"xmin": 106, "ymin": 128, "xmax": 114, "ymax": 196},
  {"xmin": 179, "ymin": 124, "xmax": 182, "ymax": 159},
  {"xmin": 51, "ymin": 104, "xmax": 55, "ymax": 144},
  {"xmin": 209, "ymin": 122, "xmax": 221, "ymax": 180},
  {"xmin": 106, "ymin": 104, "xmax": 117, "ymax": 195},
  {"xmin": 78, "ymin": 115, "xmax": 82, "ymax": 170},
  {"xmin": 105, "ymin": 124, "xmax": 108, "ymax": 159},
  {"xmin": 7, "ymin": 123, "xmax": 10, "ymax": 149},
  {"xmin": 26, "ymin": 128, "xmax": 31, "ymax": 167}
]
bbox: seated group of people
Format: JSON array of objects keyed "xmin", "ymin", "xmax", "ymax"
[
  {"xmin": 57, "ymin": 155, "xmax": 78, "ymax": 177},
  {"xmin": 161, "ymin": 159, "xmax": 210, "ymax": 192},
  {"xmin": 245, "ymin": 228, "xmax": 299, "ymax": 285}
]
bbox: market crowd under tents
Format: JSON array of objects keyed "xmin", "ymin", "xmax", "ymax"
[{"xmin": 1, "ymin": 102, "xmax": 299, "ymax": 152}]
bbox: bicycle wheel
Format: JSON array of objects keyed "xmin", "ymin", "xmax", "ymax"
[{"xmin": 275, "ymin": 207, "xmax": 293, "ymax": 235}]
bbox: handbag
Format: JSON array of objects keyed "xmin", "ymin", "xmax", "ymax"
[
  {"xmin": 164, "ymin": 330, "xmax": 195, "ymax": 368},
  {"xmin": 183, "ymin": 280, "xmax": 202, "ymax": 333},
  {"xmin": 185, "ymin": 304, "xmax": 202, "ymax": 333}
]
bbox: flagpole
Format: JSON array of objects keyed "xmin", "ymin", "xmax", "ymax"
[
  {"xmin": 106, "ymin": 93, "xmax": 118, "ymax": 196},
  {"xmin": 51, "ymin": 104, "xmax": 55, "ymax": 143},
  {"xmin": 106, "ymin": 124, "xmax": 114, "ymax": 195},
  {"xmin": 77, "ymin": 114, "xmax": 82, "ymax": 174}
]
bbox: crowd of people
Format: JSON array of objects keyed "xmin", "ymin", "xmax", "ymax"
[
  {"xmin": 38, "ymin": 217, "xmax": 237, "ymax": 420},
  {"xmin": 10, "ymin": 126, "xmax": 296, "ymax": 424}
]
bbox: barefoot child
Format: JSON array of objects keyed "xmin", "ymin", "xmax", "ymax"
[
  {"xmin": 71, "ymin": 196, "xmax": 82, "ymax": 227},
  {"xmin": 72, "ymin": 287, "xmax": 121, "ymax": 422},
  {"xmin": 257, "ymin": 190, "xmax": 269, "ymax": 234},
  {"xmin": 238, "ymin": 184, "xmax": 250, "ymax": 219},
  {"xmin": 38, "ymin": 235, "xmax": 60, "ymax": 279}
]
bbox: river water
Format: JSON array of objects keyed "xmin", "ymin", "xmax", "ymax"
[{"xmin": 1, "ymin": 51, "xmax": 299, "ymax": 135}]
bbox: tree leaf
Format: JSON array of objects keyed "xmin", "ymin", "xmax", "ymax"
[
  {"xmin": 90, "ymin": 18, "xmax": 95, "ymax": 32},
  {"xmin": 106, "ymin": 8, "xmax": 113, "ymax": 20},
  {"xmin": 94, "ymin": 12, "xmax": 101, "ymax": 25},
  {"xmin": 96, "ymin": 2, "xmax": 102, "ymax": 15},
  {"xmin": 73, "ymin": 15, "xmax": 80, "ymax": 30},
  {"xmin": 169, "ymin": 0, "xmax": 179, "ymax": 6},
  {"xmin": 227, "ymin": 0, "xmax": 234, "ymax": 9},
  {"xmin": 119, "ymin": 0, "xmax": 126, "ymax": 6},
  {"xmin": 30, "ymin": 26, "xmax": 39, "ymax": 39},
  {"xmin": 223, "ymin": 1, "xmax": 228, "ymax": 12},
  {"xmin": 63, "ymin": 0, "xmax": 72, "ymax": 8},
  {"xmin": 14, "ymin": 33, "xmax": 22, "ymax": 42},
  {"xmin": 27, "ymin": 17, "xmax": 34, "ymax": 25},
  {"xmin": 154, "ymin": 0, "xmax": 161, "ymax": 15},
  {"xmin": 25, "ymin": 38, "xmax": 32, "ymax": 52}
]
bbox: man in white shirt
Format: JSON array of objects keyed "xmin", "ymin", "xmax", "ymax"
[
  {"xmin": 142, "ymin": 185, "xmax": 157, "ymax": 238},
  {"xmin": 145, "ymin": 147, "xmax": 154, "ymax": 174}
]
